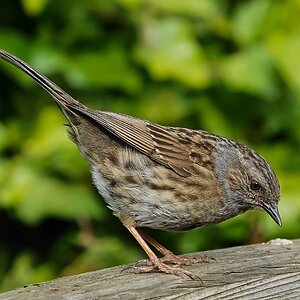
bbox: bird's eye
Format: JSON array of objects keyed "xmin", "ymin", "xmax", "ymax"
[{"xmin": 250, "ymin": 181, "xmax": 261, "ymax": 191}]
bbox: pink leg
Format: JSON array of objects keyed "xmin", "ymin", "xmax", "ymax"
[
  {"xmin": 126, "ymin": 226, "xmax": 200, "ymax": 280},
  {"xmin": 138, "ymin": 229, "xmax": 211, "ymax": 265}
]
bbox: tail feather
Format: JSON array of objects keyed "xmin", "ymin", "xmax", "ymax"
[{"xmin": 0, "ymin": 49, "xmax": 78, "ymax": 108}]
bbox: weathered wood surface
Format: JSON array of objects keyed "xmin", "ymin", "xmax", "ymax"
[{"xmin": 0, "ymin": 238, "xmax": 299, "ymax": 300}]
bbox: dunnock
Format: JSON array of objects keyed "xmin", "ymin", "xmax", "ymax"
[{"xmin": 0, "ymin": 50, "xmax": 281, "ymax": 279}]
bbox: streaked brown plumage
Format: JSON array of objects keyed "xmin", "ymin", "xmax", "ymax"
[{"xmin": 0, "ymin": 50, "xmax": 281, "ymax": 280}]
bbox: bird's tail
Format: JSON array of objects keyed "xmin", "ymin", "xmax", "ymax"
[{"xmin": 0, "ymin": 49, "xmax": 79, "ymax": 109}]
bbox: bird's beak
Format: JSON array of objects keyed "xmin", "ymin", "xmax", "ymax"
[{"xmin": 260, "ymin": 202, "xmax": 282, "ymax": 226}]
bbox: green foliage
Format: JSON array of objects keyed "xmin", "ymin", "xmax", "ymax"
[{"xmin": 0, "ymin": 0, "xmax": 300, "ymax": 292}]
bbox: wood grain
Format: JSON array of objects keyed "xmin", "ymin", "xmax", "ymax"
[{"xmin": 1, "ymin": 239, "xmax": 299, "ymax": 300}]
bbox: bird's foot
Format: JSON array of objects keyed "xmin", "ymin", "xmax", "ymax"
[{"xmin": 133, "ymin": 258, "xmax": 202, "ymax": 281}]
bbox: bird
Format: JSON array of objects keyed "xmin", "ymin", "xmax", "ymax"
[{"xmin": 0, "ymin": 49, "xmax": 281, "ymax": 280}]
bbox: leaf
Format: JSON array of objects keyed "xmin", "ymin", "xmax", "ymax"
[
  {"xmin": 69, "ymin": 47, "xmax": 142, "ymax": 93},
  {"xmin": 0, "ymin": 158, "xmax": 103, "ymax": 225},
  {"xmin": 232, "ymin": 0, "xmax": 271, "ymax": 45},
  {"xmin": 135, "ymin": 17, "xmax": 211, "ymax": 88},
  {"xmin": 220, "ymin": 44, "xmax": 278, "ymax": 98},
  {"xmin": 267, "ymin": 32, "xmax": 300, "ymax": 96},
  {"xmin": 21, "ymin": 0, "xmax": 49, "ymax": 16}
]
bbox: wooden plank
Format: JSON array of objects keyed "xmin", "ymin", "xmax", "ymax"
[{"xmin": 0, "ymin": 239, "xmax": 299, "ymax": 300}]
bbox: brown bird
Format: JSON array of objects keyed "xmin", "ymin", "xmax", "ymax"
[{"xmin": 0, "ymin": 50, "xmax": 281, "ymax": 280}]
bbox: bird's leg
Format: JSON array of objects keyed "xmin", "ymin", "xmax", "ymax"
[
  {"xmin": 119, "ymin": 211, "xmax": 199, "ymax": 280},
  {"xmin": 126, "ymin": 226, "xmax": 201, "ymax": 279},
  {"xmin": 138, "ymin": 229, "xmax": 211, "ymax": 266}
]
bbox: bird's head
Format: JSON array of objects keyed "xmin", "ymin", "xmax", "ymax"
[{"xmin": 214, "ymin": 140, "xmax": 281, "ymax": 226}]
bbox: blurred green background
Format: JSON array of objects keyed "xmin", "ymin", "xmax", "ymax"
[{"xmin": 0, "ymin": 0, "xmax": 299, "ymax": 292}]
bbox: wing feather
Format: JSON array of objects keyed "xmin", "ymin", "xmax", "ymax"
[{"xmin": 67, "ymin": 105, "xmax": 195, "ymax": 176}]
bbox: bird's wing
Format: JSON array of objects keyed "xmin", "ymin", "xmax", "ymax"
[{"xmin": 68, "ymin": 107, "xmax": 195, "ymax": 176}]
